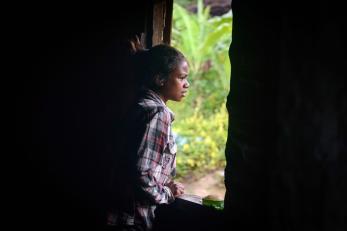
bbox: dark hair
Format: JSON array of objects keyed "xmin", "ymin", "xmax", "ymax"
[{"xmin": 133, "ymin": 44, "xmax": 186, "ymax": 90}]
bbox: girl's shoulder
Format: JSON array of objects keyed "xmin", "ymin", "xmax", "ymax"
[
  {"xmin": 133, "ymin": 88, "xmax": 174, "ymax": 123},
  {"xmin": 136, "ymin": 99, "xmax": 170, "ymax": 123}
]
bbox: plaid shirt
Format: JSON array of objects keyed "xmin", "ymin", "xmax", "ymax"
[{"xmin": 108, "ymin": 89, "xmax": 177, "ymax": 230}]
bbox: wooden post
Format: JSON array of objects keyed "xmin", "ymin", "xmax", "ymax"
[
  {"xmin": 163, "ymin": 0, "xmax": 173, "ymax": 44},
  {"xmin": 150, "ymin": 0, "xmax": 173, "ymax": 46}
]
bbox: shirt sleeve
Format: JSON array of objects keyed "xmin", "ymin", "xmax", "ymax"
[{"xmin": 135, "ymin": 110, "xmax": 175, "ymax": 204}]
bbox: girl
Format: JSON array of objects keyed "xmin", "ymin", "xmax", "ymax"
[{"xmin": 107, "ymin": 43, "xmax": 190, "ymax": 231}]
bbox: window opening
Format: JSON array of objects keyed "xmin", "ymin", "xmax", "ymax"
[{"xmin": 169, "ymin": 0, "xmax": 232, "ymax": 202}]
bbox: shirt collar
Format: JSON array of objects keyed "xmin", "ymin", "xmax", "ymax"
[{"xmin": 145, "ymin": 88, "xmax": 175, "ymax": 122}]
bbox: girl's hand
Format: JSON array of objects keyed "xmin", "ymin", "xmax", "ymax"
[{"xmin": 166, "ymin": 181, "xmax": 185, "ymax": 197}]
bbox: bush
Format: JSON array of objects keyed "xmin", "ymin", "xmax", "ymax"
[
  {"xmin": 173, "ymin": 102, "xmax": 228, "ymax": 179},
  {"xmin": 170, "ymin": 0, "xmax": 232, "ymax": 180},
  {"xmin": 171, "ymin": 0, "xmax": 232, "ymax": 117}
]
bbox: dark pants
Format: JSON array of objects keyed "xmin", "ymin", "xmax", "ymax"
[{"xmin": 153, "ymin": 198, "xmax": 223, "ymax": 231}]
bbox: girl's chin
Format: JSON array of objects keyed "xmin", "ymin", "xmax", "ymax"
[{"xmin": 172, "ymin": 97, "xmax": 183, "ymax": 102}]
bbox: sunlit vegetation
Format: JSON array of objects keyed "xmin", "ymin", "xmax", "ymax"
[{"xmin": 169, "ymin": 0, "xmax": 232, "ymax": 180}]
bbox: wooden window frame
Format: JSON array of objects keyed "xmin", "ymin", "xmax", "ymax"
[{"xmin": 143, "ymin": 0, "xmax": 173, "ymax": 48}]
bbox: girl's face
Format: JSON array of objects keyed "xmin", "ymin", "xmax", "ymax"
[{"xmin": 159, "ymin": 60, "xmax": 190, "ymax": 103}]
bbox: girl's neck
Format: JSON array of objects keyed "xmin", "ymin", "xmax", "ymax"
[{"xmin": 152, "ymin": 89, "xmax": 167, "ymax": 104}]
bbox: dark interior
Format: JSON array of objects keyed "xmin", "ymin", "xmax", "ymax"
[{"xmin": 16, "ymin": 1, "xmax": 346, "ymax": 230}]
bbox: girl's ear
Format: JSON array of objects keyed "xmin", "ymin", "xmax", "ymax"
[{"xmin": 154, "ymin": 75, "xmax": 165, "ymax": 87}]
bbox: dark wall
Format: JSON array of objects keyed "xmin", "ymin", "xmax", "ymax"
[
  {"xmin": 225, "ymin": 0, "xmax": 346, "ymax": 230},
  {"xmin": 16, "ymin": 3, "xmax": 147, "ymax": 230},
  {"xmin": 16, "ymin": 0, "xmax": 346, "ymax": 230}
]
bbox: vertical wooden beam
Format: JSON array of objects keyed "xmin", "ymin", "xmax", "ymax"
[
  {"xmin": 163, "ymin": 0, "xmax": 173, "ymax": 44},
  {"xmin": 152, "ymin": 0, "xmax": 165, "ymax": 46},
  {"xmin": 145, "ymin": 0, "xmax": 174, "ymax": 47}
]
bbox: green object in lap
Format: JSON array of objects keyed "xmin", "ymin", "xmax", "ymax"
[{"xmin": 202, "ymin": 195, "xmax": 224, "ymax": 210}]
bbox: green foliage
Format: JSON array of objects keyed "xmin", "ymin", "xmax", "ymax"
[
  {"xmin": 169, "ymin": 0, "xmax": 232, "ymax": 179},
  {"xmin": 173, "ymin": 102, "xmax": 228, "ymax": 179},
  {"xmin": 174, "ymin": 0, "xmax": 195, "ymax": 8},
  {"xmin": 171, "ymin": 0, "xmax": 232, "ymax": 117}
]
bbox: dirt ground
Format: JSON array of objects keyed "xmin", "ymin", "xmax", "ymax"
[{"xmin": 180, "ymin": 168, "xmax": 226, "ymax": 200}]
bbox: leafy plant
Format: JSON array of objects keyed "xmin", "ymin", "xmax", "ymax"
[
  {"xmin": 169, "ymin": 0, "xmax": 232, "ymax": 180},
  {"xmin": 173, "ymin": 102, "xmax": 228, "ymax": 179},
  {"xmin": 170, "ymin": 0, "xmax": 232, "ymax": 117}
]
